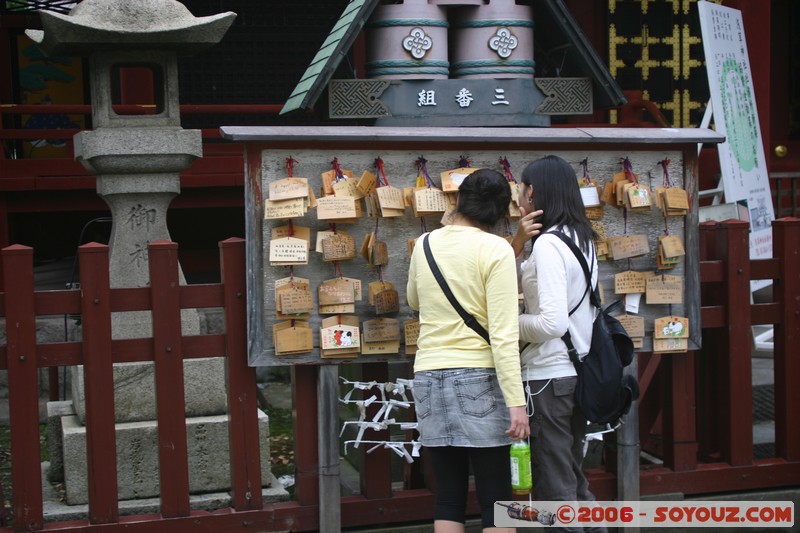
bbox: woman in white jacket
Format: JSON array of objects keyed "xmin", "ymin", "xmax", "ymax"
[{"xmin": 510, "ymin": 155, "xmax": 605, "ymax": 533}]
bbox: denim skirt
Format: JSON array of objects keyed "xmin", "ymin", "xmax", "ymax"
[{"xmin": 413, "ymin": 368, "xmax": 512, "ymax": 447}]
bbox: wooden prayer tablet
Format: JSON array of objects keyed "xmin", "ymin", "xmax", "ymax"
[
  {"xmin": 357, "ymin": 171, "xmax": 378, "ymax": 197},
  {"xmin": 595, "ymin": 239, "xmax": 609, "ymax": 261},
  {"xmin": 407, "ymin": 237, "xmax": 417, "ymax": 257},
  {"xmin": 269, "ymin": 236, "xmax": 308, "ymax": 265},
  {"xmin": 617, "ymin": 314, "xmax": 645, "ymax": 339},
  {"xmin": 579, "ymin": 183, "xmax": 602, "ymax": 207},
  {"xmin": 279, "ymin": 287, "xmax": 314, "ymax": 315},
  {"xmin": 659, "ymin": 235, "xmax": 685, "ymax": 258},
  {"xmin": 318, "ymin": 278, "xmax": 356, "ymax": 306},
  {"xmin": 273, "ymin": 320, "xmax": 313, "ymax": 355},
  {"xmin": 654, "ymin": 316, "xmax": 689, "ymax": 339},
  {"xmin": 368, "ymin": 280, "xmax": 395, "ymax": 305},
  {"xmin": 607, "ymin": 234, "xmax": 650, "ymax": 260},
  {"xmin": 614, "ymin": 270, "xmax": 647, "ymax": 294},
  {"xmin": 591, "ymin": 220, "xmax": 607, "ymax": 240},
  {"xmin": 361, "ymin": 232, "xmax": 375, "ymax": 262},
  {"xmin": 585, "ymin": 205, "xmax": 605, "ymax": 220},
  {"xmin": 508, "ymin": 200, "xmax": 521, "ymax": 219},
  {"xmin": 412, "ymin": 187, "xmax": 448, "ymax": 216},
  {"xmin": 271, "ymin": 224, "xmax": 311, "ymax": 244},
  {"xmin": 340, "ymin": 277, "xmax": 363, "ymax": 300},
  {"xmin": 315, "ymin": 230, "xmax": 336, "ymax": 253},
  {"xmin": 321, "ymin": 168, "xmax": 354, "ymax": 196},
  {"xmin": 440, "ymin": 167, "xmax": 479, "ymax": 192},
  {"xmin": 652, "ymin": 337, "xmax": 688, "ymax": 354},
  {"xmin": 374, "ymin": 288, "xmax": 400, "ymax": 314},
  {"xmin": 320, "ymin": 315, "xmax": 361, "ymax": 358},
  {"xmin": 371, "ymin": 241, "xmax": 390, "ymax": 267},
  {"xmin": 321, "ymin": 233, "xmax": 357, "ymax": 262},
  {"xmin": 376, "ymin": 185, "xmax": 406, "ymax": 211},
  {"xmin": 440, "ymin": 205, "xmax": 456, "ymax": 226},
  {"xmin": 320, "ymin": 324, "xmax": 360, "ymax": 350},
  {"xmin": 626, "ymin": 184, "xmax": 652, "ymax": 209},
  {"xmin": 316, "ymin": 196, "xmax": 358, "ymax": 221},
  {"xmin": 601, "ymin": 181, "xmax": 616, "ymax": 207},
  {"xmin": 361, "ymin": 339, "xmax": 401, "ymax": 355},
  {"xmin": 307, "ymin": 185, "xmax": 318, "ymax": 209},
  {"xmin": 269, "ymin": 177, "xmax": 309, "ymax": 201},
  {"xmin": 645, "ymin": 274, "xmax": 683, "ymax": 305},
  {"xmin": 362, "ymin": 318, "xmax": 401, "ymax": 343},
  {"xmin": 663, "ymin": 187, "xmax": 690, "ymax": 211},
  {"xmin": 403, "ymin": 319, "xmax": 420, "ymax": 348},
  {"xmin": 403, "ymin": 187, "xmax": 415, "ymax": 208},
  {"xmin": 275, "ymin": 278, "xmax": 311, "ymax": 320},
  {"xmin": 264, "ymin": 197, "xmax": 306, "ymax": 220},
  {"xmin": 332, "ymin": 176, "xmax": 365, "ymax": 199}
]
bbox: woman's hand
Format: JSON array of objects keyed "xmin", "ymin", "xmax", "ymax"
[
  {"xmin": 511, "ymin": 206, "xmax": 543, "ymax": 257},
  {"xmin": 506, "ymin": 405, "xmax": 530, "ymax": 440}
]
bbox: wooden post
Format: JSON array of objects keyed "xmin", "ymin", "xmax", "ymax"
[
  {"xmin": 2, "ymin": 244, "xmax": 44, "ymax": 530},
  {"xmin": 771, "ymin": 217, "xmax": 800, "ymax": 460},
  {"xmin": 221, "ymin": 237, "xmax": 263, "ymax": 510},
  {"xmin": 78, "ymin": 242, "xmax": 119, "ymax": 523},
  {"xmin": 293, "ymin": 365, "xmax": 320, "ymax": 508},
  {"xmin": 318, "ymin": 364, "xmax": 341, "ymax": 532},
  {"xmin": 663, "ymin": 353, "xmax": 697, "ymax": 471},
  {"xmin": 697, "ymin": 221, "xmax": 720, "ymax": 459},
  {"xmin": 716, "ymin": 220, "xmax": 753, "ymax": 465},
  {"xmin": 361, "ymin": 362, "xmax": 392, "ymax": 499},
  {"xmin": 617, "ymin": 356, "xmax": 639, "ymax": 501},
  {"xmin": 148, "ymin": 240, "xmax": 191, "ymax": 517}
]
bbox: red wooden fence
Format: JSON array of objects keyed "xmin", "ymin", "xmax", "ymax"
[{"xmin": 1, "ymin": 219, "xmax": 799, "ymax": 532}]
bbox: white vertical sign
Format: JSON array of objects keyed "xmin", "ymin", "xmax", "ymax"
[{"xmin": 698, "ymin": 1, "xmax": 774, "ymax": 290}]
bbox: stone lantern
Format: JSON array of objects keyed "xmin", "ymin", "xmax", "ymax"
[{"xmin": 26, "ymin": 1, "xmax": 275, "ymax": 508}]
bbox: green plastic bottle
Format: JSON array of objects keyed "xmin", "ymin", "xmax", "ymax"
[{"xmin": 510, "ymin": 440, "xmax": 532, "ymax": 495}]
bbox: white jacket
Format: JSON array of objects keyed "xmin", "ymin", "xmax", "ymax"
[{"xmin": 518, "ymin": 228, "xmax": 598, "ymax": 381}]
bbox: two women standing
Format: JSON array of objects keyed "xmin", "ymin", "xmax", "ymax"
[{"xmin": 409, "ymin": 157, "xmax": 602, "ymax": 532}]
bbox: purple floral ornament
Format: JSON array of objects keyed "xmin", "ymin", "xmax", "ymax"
[
  {"xmin": 402, "ymin": 27, "xmax": 433, "ymax": 59},
  {"xmin": 489, "ymin": 27, "xmax": 518, "ymax": 59}
]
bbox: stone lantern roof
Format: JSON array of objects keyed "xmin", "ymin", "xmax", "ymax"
[{"xmin": 25, "ymin": 0, "xmax": 236, "ymax": 56}]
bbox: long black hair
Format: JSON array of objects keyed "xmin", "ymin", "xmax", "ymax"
[
  {"xmin": 521, "ymin": 155, "xmax": 597, "ymax": 254},
  {"xmin": 455, "ymin": 168, "xmax": 511, "ymax": 229}
]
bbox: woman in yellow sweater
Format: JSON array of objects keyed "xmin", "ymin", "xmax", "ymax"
[{"xmin": 408, "ymin": 169, "xmax": 530, "ymax": 533}]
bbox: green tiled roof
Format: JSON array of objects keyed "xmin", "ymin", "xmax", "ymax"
[{"xmin": 281, "ymin": 0, "xmax": 379, "ymax": 115}]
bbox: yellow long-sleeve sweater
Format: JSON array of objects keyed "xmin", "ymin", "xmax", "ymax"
[{"xmin": 407, "ymin": 224, "xmax": 525, "ymax": 407}]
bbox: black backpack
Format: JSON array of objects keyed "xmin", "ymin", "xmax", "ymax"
[{"xmin": 542, "ymin": 232, "xmax": 639, "ymax": 426}]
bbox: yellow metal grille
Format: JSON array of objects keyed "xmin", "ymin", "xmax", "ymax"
[{"xmin": 608, "ymin": 0, "xmax": 723, "ymax": 127}]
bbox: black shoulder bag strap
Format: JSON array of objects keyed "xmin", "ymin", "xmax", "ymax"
[
  {"xmin": 422, "ymin": 234, "xmax": 491, "ymax": 345},
  {"xmin": 547, "ymin": 232, "xmax": 597, "ymax": 364}
]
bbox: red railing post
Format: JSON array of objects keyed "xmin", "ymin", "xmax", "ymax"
[
  {"xmin": 663, "ymin": 352, "xmax": 697, "ymax": 471},
  {"xmin": 771, "ymin": 217, "xmax": 800, "ymax": 460},
  {"xmin": 78, "ymin": 242, "xmax": 119, "ymax": 523},
  {"xmin": 716, "ymin": 220, "xmax": 753, "ymax": 466},
  {"xmin": 2, "ymin": 245, "xmax": 43, "ymax": 530},
  {"xmin": 220, "ymin": 237, "xmax": 263, "ymax": 510},
  {"xmin": 697, "ymin": 221, "xmax": 721, "ymax": 459},
  {"xmin": 148, "ymin": 240, "xmax": 190, "ymax": 517}
]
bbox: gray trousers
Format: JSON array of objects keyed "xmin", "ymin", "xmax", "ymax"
[{"xmin": 528, "ymin": 377, "xmax": 606, "ymax": 533}]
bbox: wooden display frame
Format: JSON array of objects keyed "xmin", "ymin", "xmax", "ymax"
[{"xmin": 221, "ymin": 126, "xmax": 725, "ymax": 367}]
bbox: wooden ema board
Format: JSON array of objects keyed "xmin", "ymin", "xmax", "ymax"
[{"xmin": 243, "ymin": 137, "xmax": 709, "ymax": 366}]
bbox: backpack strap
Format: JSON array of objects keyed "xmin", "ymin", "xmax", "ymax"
[
  {"xmin": 422, "ymin": 234, "xmax": 491, "ymax": 345},
  {"xmin": 542, "ymin": 231, "xmax": 598, "ymax": 364},
  {"xmin": 547, "ymin": 231, "xmax": 600, "ymax": 311}
]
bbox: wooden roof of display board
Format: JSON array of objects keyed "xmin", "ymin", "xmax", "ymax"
[
  {"xmin": 280, "ymin": 0, "xmax": 626, "ymax": 116},
  {"xmin": 281, "ymin": 0, "xmax": 378, "ymax": 115}
]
